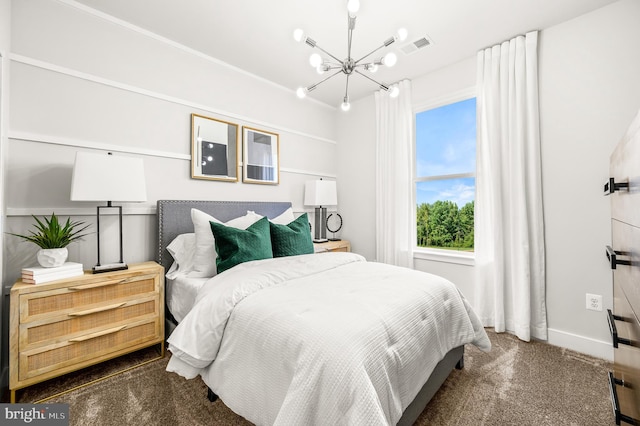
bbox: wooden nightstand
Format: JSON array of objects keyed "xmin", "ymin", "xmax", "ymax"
[
  {"xmin": 9, "ymin": 261, "xmax": 164, "ymax": 402},
  {"xmin": 314, "ymin": 240, "xmax": 351, "ymax": 253}
]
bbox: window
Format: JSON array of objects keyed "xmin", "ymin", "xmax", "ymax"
[{"xmin": 415, "ymin": 97, "xmax": 476, "ymax": 252}]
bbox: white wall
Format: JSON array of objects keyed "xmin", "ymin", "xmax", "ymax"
[
  {"xmin": 538, "ymin": 0, "xmax": 640, "ymax": 358},
  {"xmin": 335, "ymin": 96, "xmax": 376, "ymax": 260},
  {"xmin": 337, "ymin": 0, "xmax": 640, "ymax": 359},
  {"xmin": 3, "ymin": 0, "xmax": 339, "ymax": 285}
]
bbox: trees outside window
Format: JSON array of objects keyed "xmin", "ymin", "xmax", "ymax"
[{"xmin": 415, "ymin": 97, "xmax": 476, "ymax": 251}]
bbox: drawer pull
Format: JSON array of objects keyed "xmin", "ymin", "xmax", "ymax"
[
  {"xmin": 68, "ymin": 282, "xmax": 120, "ymax": 291},
  {"xmin": 606, "ymin": 246, "xmax": 632, "ymax": 269},
  {"xmin": 67, "ymin": 274, "xmax": 154, "ymax": 291},
  {"xmin": 607, "ymin": 309, "xmax": 632, "ymax": 348},
  {"xmin": 68, "ymin": 302, "xmax": 127, "ymax": 317},
  {"xmin": 608, "ymin": 372, "xmax": 640, "ymax": 425},
  {"xmin": 68, "ymin": 284, "xmax": 98, "ymax": 291},
  {"xmin": 604, "ymin": 177, "xmax": 629, "ymax": 195},
  {"xmin": 68, "ymin": 325, "xmax": 127, "ymax": 342}
]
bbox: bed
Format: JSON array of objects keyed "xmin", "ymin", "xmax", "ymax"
[{"xmin": 156, "ymin": 199, "xmax": 490, "ymax": 426}]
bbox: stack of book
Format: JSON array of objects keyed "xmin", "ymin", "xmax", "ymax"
[{"xmin": 21, "ymin": 262, "xmax": 84, "ymax": 284}]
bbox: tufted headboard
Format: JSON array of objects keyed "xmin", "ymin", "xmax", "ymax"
[{"xmin": 156, "ymin": 200, "xmax": 292, "ymax": 272}]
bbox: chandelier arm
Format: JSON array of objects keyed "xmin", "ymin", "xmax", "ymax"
[
  {"xmin": 354, "ymin": 37, "xmax": 396, "ymax": 64},
  {"xmin": 353, "ymin": 69, "xmax": 389, "ymax": 90},
  {"xmin": 347, "ymin": 15, "xmax": 356, "ymax": 60},
  {"xmin": 344, "ymin": 74, "xmax": 350, "ymax": 98},
  {"xmin": 306, "ymin": 69, "xmax": 344, "ymax": 91},
  {"xmin": 322, "ymin": 60, "xmax": 342, "ymax": 67},
  {"xmin": 312, "ymin": 43, "xmax": 343, "ymax": 64}
]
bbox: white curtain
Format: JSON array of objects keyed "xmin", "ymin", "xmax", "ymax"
[
  {"xmin": 375, "ymin": 79, "xmax": 413, "ymax": 268},
  {"xmin": 475, "ymin": 31, "xmax": 547, "ymax": 341}
]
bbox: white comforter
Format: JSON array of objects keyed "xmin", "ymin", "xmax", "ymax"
[{"xmin": 167, "ymin": 252, "xmax": 490, "ymax": 426}]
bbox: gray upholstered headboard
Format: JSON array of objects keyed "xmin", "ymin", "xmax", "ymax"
[{"xmin": 156, "ymin": 200, "xmax": 293, "ymax": 272}]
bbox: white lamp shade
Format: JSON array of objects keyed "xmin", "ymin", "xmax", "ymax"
[
  {"xmin": 71, "ymin": 152, "xmax": 147, "ymax": 202},
  {"xmin": 304, "ymin": 180, "xmax": 337, "ymax": 206}
]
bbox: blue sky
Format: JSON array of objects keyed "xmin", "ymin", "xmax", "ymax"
[{"xmin": 415, "ymin": 98, "xmax": 476, "ymax": 206}]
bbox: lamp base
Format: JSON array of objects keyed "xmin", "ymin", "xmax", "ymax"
[
  {"xmin": 313, "ymin": 206, "xmax": 328, "ymax": 242},
  {"xmin": 93, "ymin": 263, "xmax": 129, "ymax": 274}
]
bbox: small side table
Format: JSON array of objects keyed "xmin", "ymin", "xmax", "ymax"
[
  {"xmin": 9, "ymin": 261, "xmax": 165, "ymax": 402},
  {"xmin": 314, "ymin": 240, "xmax": 351, "ymax": 253}
]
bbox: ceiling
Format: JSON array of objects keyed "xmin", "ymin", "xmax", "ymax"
[{"xmin": 72, "ymin": 0, "xmax": 618, "ymax": 109}]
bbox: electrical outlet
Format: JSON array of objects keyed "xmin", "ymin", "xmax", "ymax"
[{"xmin": 586, "ymin": 293, "xmax": 603, "ymax": 311}]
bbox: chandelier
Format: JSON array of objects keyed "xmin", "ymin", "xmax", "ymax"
[{"xmin": 294, "ymin": 0, "xmax": 406, "ymax": 111}]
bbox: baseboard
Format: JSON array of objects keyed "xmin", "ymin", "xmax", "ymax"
[{"xmin": 547, "ymin": 328, "xmax": 613, "ymax": 362}]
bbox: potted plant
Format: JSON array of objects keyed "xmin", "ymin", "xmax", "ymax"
[{"xmin": 8, "ymin": 213, "xmax": 91, "ymax": 267}]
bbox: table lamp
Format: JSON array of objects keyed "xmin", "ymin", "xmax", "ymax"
[
  {"xmin": 304, "ymin": 179, "xmax": 337, "ymax": 243},
  {"xmin": 70, "ymin": 151, "xmax": 147, "ymax": 273}
]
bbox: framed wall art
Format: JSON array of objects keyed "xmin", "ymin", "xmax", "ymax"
[
  {"xmin": 191, "ymin": 113, "xmax": 239, "ymax": 182},
  {"xmin": 242, "ymin": 126, "xmax": 280, "ymax": 185}
]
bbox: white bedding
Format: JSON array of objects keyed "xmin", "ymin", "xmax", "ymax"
[
  {"xmin": 166, "ymin": 252, "xmax": 491, "ymax": 425},
  {"xmin": 165, "ymin": 274, "xmax": 208, "ymax": 323}
]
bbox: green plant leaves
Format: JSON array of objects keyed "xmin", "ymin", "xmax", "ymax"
[{"xmin": 8, "ymin": 213, "xmax": 91, "ymax": 249}]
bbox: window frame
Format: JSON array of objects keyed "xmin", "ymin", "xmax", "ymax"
[{"xmin": 412, "ymin": 87, "xmax": 476, "ymax": 265}]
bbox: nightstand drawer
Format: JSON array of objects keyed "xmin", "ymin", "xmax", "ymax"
[
  {"xmin": 19, "ymin": 273, "xmax": 158, "ymax": 323},
  {"xmin": 19, "ymin": 318, "xmax": 161, "ymax": 381},
  {"xmin": 22, "ymin": 296, "xmax": 160, "ymax": 348}
]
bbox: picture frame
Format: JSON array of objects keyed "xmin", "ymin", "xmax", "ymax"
[
  {"xmin": 242, "ymin": 126, "xmax": 280, "ymax": 185},
  {"xmin": 191, "ymin": 113, "xmax": 239, "ymax": 182}
]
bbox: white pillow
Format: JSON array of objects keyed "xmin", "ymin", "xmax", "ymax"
[
  {"xmin": 270, "ymin": 207, "xmax": 295, "ymax": 225},
  {"xmin": 166, "ymin": 233, "xmax": 196, "ymax": 279},
  {"xmin": 247, "ymin": 208, "xmax": 295, "ymax": 225},
  {"xmin": 190, "ymin": 208, "xmax": 262, "ymax": 277}
]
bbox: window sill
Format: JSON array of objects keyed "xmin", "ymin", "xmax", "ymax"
[{"xmin": 413, "ymin": 249, "xmax": 475, "ymax": 266}]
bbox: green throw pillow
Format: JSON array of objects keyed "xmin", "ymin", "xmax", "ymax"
[
  {"xmin": 269, "ymin": 213, "xmax": 314, "ymax": 257},
  {"xmin": 209, "ymin": 216, "xmax": 273, "ymax": 273}
]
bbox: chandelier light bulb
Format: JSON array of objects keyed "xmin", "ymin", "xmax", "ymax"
[
  {"xmin": 396, "ymin": 28, "xmax": 408, "ymax": 42},
  {"xmin": 293, "ymin": 28, "xmax": 305, "ymax": 42},
  {"xmin": 341, "ymin": 97, "xmax": 351, "ymax": 111},
  {"xmin": 347, "ymin": 0, "xmax": 360, "ymax": 14},
  {"xmin": 389, "ymin": 85, "xmax": 400, "ymax": 98},
  {"xmin": 367, "ymin": 63, "xmax": 378, "ymax": 73},
  {"xmin": 296, "ymin": 87, "xmax": 307, "ymax": 98},
  {"xmin": 383, "ymin": 52, "xmax": 397, "ymax": 67},
  {"xmin": 309, "ymin": 53, "xmax": 323, "ymax": 68},
  {"xmin": 316, "ymin": 64, "xmax": 326, "ymax": 75}
]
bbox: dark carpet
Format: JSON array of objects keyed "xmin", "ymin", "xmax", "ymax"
[{"xmin": 15, "ymin": 330, "xmax": 614, "ymax": 425}]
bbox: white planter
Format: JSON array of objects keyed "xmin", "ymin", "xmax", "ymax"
[{"xmin": 37, "ymin": 248, "xmax": 68, "ymax": 268}]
